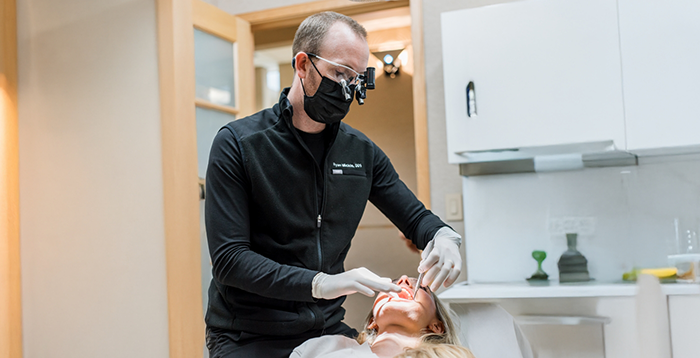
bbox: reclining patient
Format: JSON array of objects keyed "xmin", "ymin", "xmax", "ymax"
[{"xmin": 290, "ymin": 275, "xmax": 475, "ymax": 358}]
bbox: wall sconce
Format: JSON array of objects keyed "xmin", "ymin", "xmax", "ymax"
[{"xmin": 372, "ymin": 49, "xmax": 403, "ymax": 78}]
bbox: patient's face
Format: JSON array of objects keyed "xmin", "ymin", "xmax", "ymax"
[{"xmin": 370, "ymin": 275, "xmax": 443, "ymax": 334}]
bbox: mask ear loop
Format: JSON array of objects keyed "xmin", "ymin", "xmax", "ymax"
[
  {"xmin": 299, "ymin": 53, "xmax": 325, "ymax": 97},
  {"xmin": 310, "ymin": 54, "xmax": 352, "ymax": 101},
  {"xmin": 307, "ymin": 53, "xmax": 324, "ymax": 77},
  {"xmin": 306, "ymin": 53, "xmax": 352, "ymax": 102}
]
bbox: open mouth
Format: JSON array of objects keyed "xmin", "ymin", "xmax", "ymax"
[
  {"xmin": 392, "ymin": 286, "xmax": 414, "ymax": 300},
  {"xmin": 373, "ymin": 286, "xmax": 417, "ymax": 317}
]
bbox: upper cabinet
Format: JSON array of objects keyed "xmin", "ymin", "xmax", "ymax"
[
  {"xmin": 441, "ymin": 0, "xmax": 626, "ymax": 164},
  {"xmin": 618, "ymin": 0, "xmax": 700, "ymax": 153},
  {"xmin": 442, "ymin": 0, "xmax": 700, "ymax": 165}
]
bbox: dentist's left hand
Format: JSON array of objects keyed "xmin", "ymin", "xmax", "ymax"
[
  {"xmin": 312, "ymin": 267, "xmax": 401, "ymax": 300},
  {"xmin": 417, "ymin": 227, "xmax": 462, "ymax": 291}
]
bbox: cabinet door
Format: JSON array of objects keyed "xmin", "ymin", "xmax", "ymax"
[
  {"xmin": 441, "ymin": 0, "xmax": 626, "ymax": 163},
  {"xmin": 619, "ymin": 0, "xmax": 700, "ymax": 152},
  {"xmin": 668, "ymin": 295, "xmax": 700, "ymax": 358}
]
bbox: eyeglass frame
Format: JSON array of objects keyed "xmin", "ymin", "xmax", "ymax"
[
  {"xmin": 290, "ymin": 52, "xmax": 375, "ymax": 105},
  {"xmin": 306, "ymin": 53, "xmax": 362, "ymax": 87},
  {"xmin": 392, "ymin": 277, "xmax": 432, "ymax": 295}
]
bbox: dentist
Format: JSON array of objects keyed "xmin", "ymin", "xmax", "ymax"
[{"xmin": 204, "ymin": 11, "xmax": 462, "ymax": 358}]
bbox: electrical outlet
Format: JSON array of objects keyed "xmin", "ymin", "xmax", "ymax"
[
  {"xmin": 548, "ymin": 217, "xmax": 596, "ymax": 236},
  {"xmin": 445, "ymin": 193, "xmax": 463, "ymax": 221}
]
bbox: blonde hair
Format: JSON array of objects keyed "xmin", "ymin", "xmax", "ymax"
[
  {"xmin": 356, "ymin": 290, "xmax": 460, "ymax": 346},
  {"xmin": 394, "ymin": 343, "xmax": 475, "ymax": 358}
]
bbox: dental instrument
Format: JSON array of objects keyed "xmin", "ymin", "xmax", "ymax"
[{"xmin": 413, "ymin": 272, "xmax": 425, "ymax": 301}]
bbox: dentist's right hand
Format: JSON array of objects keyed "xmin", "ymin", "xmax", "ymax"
[{"xmin": 312, "ymin": 267, "xmax": 401, "ymax": 300}]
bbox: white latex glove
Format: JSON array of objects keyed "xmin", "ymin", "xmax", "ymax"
[
  {"xmin": 312, "ymin": 267, "xmax": 401, "ymax": 300},
  {"xmin": 417, "ymin": 227, "xmax": 462, "ymax": 291}
]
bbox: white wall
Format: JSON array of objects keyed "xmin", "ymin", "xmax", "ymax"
[
  {"xmin": 17, "ymin": 0, "xmax": 170, "ymax": 357},
  {"xmin": 463, "ymin": 157, "xmax": 700, "ymax": 283},
  {"xmin": 423, "ymin": 0, "xmax": 700, "ymax": 283}
]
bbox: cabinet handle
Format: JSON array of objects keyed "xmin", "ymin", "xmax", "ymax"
[{"xmin": 466, "ymin": 81, "xmax": 477, "ymax": 117}]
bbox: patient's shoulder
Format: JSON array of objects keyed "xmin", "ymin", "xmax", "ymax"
[{"xmin": 290, "ymin": 335, "xmax": 375, "ymax": 358}]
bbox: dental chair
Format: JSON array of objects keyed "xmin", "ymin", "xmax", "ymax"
[{"xmin": 452, "ymin": 302, "xmax": 535, "ymax": 358}]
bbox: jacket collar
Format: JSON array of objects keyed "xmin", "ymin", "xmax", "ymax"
[{"xmin": 276, "ymin": 87, "xmax": 294, "ymax": 121}]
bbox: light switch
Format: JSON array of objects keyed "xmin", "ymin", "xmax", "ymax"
[{"xmin": 445, "ymin": 193, "xmax": 463, "ymax": 221}]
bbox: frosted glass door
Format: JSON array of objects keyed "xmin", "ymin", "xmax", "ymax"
[
  {"xmin": 194, "ymin": 27, "xmax": 238, "ymax": 320},
  {"xmin": 195, "ymin": 29, "xmax": 236, "ymax": 108},
  {"xmin": 195, "ymin": 107, "xmax": 235, "ymax": 178}
]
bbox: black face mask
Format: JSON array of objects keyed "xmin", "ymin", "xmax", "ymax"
[{"xmin": 301, "ymin": 59, "xmax": 355, "ymax": 125}]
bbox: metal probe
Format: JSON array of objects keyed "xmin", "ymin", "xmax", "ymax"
[{"xmin": 413, "ymin": 272, "xmax": 425, "ymax": 301}]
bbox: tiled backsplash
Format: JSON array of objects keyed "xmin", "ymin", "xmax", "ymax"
[{"xmin": 463, "ymin": 154, "xmax": 700, "ymax": 283}]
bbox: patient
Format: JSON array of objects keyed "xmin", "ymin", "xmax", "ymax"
[
  {"xmin": 395, "ymin": 344, "xmax": 475, "ymax": 358},
  {"xmin": 290, "ymin": 275, "xmax": 472, "ymax": 358}
]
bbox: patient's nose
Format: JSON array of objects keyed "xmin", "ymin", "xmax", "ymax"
[{"xmin": 396, "ymin": 275, "xmax": 412, "ymax": 288}]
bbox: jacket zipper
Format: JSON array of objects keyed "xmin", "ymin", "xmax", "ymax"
[
  {"xmin": 285, "ymin": 117, "xmax": 338, "ymax": 272},
  {"xmin": 316, "ymin": 163, "xmax": 329, "ymax": 271},
  {"xmin": 293, "ymin": 131, "xmax": 325, "ymax": 272},
  {"xmin": 316, "ymin": 131, "xmax": 336, "ymax": 272}
]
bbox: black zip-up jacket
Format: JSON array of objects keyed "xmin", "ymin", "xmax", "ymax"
[{"xmin": 204, "ymin": 89, "xmax": 449, "ymax": 336}]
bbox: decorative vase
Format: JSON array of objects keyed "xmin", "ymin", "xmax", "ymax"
[
  {"xmin": 528, "ymin": 250, "xmax": 549, "ymax": 281},
  {"xmin": 558, "ymin": 233, "xmax": 590, "ymax": 283}
]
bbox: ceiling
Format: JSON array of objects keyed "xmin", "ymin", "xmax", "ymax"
[{"xmin": 253, "ymin": 6, "xmax": 411, "ymax": 69}]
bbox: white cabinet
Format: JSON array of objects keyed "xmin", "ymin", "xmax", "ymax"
[
  {"xmin": 441, "ymin": 285, "xmax": 700, "ymax": 358},
  {"xmin": 618, "ymin": 0, "xmax": 700, "ymax": 153},
  {"xmin": 668, "ymin": 295, "xmax": 700, "ymax": 358},
  {"xmin": 442, "ymin": 0, "xmax": 700, "ymax": 164},
  {"xmin": 441, "ymin": 0, "xmax": 626, "ymax": 164}
]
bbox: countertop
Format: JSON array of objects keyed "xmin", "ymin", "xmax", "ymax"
[{"xmin": 438, "ymin": 280, "xmax": 700, "ymax": 302}]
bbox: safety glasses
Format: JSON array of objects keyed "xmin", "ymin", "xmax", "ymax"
[
  {"xmin": 392, "ymin": 277, "xmax": 432, "ymax": 295},
  {"xmin": 307, "ymin": 53, "xmax": 361, "ymax": 87}
]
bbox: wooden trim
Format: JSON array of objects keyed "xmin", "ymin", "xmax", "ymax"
[
  {"xmin": 409, "ymin": 0, "xmax": 431, "ymax": 209},
  {"xmin": 195, "ymin": 98, "xmax": 239, "ymax": 116},
  {"xmin": 234, "ymin": 17, "xmax": 255, "ymax": 118},
  {"xmin": 192, "ymin": 0, "xmax": 237, "ymax": 43},
  {"xmin": 238, "ymin": 0, "xmax": 410, "ymax": 32},
  {"xmin": 156, "ymin": 1, "xmax": 205, "ymax": 358},
  {"xmin": 1, "ymin": 0, "xmax": 22, "ymax": 357}
]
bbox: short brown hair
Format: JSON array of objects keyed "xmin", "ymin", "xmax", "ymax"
[{"xmin": 292, "ymin": 11, "xmax": 367, "ymax": 58}]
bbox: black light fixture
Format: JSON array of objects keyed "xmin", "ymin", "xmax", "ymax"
[{"xmin": 372, "ymin": 49, "xmax": 403, "ymax": 78}]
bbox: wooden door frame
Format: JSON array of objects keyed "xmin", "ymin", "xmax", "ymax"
[
  {"xmin": 157, "ymin": 1, "xmax": 254, "ymax": 357},
  {"xmin": 156, "ymin": 1, "xmax": 202, "ymax": 357},
  {"xmin": 238, "ymin": 0, "xmax": 432, "ymax": 208},
  {"xmin": 192, "ymin": 0, "xmax": 255, "ymax": 118},
  {"xmin": 1, "ymin": 0, "xmax": 22, "ymax": 357}
]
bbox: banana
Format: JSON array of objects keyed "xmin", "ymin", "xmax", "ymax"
[
  {"xmin": 622, "ymin": 267, "xmax": 678, "ymax": 282},
  {"xmin": 640, "ymin": 267, "xmax": 678, "ymax": 278}
]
